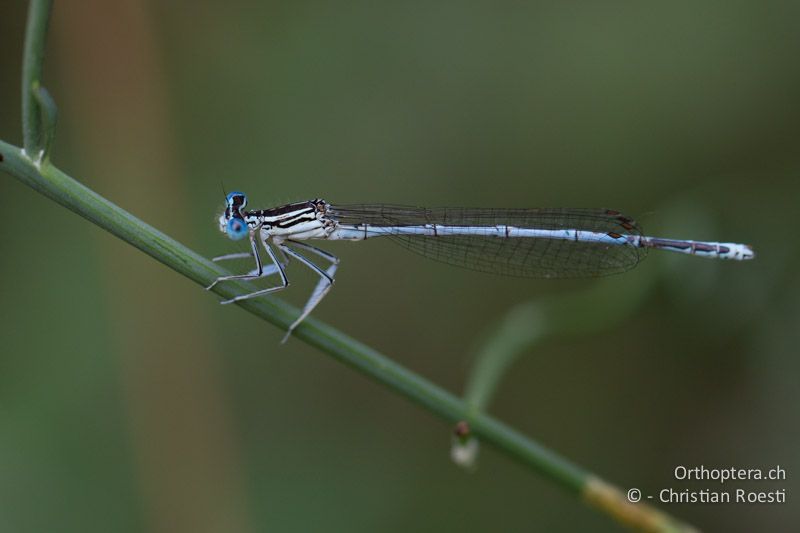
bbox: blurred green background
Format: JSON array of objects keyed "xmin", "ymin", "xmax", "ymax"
[{"xmin": 1, "ymin": 1, "xmax": 798, "ymax": 531}]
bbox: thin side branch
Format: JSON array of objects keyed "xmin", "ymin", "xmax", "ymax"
[
  {"xmin": 464, "ymin": 271, "xmax": 655, "ymax": 413},
  {"xmin": 32, "ymin": 84, "xmax": 58, "ymax": 163},
  {"xmin": 21, "ymin": 0, "xmax": 54, "ymax": 158}
]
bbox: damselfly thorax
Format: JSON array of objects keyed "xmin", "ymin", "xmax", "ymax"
[{"xmin": 209, "ymin": 192, "xmax": 754, "ymax": 342}]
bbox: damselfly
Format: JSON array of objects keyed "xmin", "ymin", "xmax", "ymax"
[{"xmin": 208, "ymin": 193, "xmax": 754, "ymax": 342}]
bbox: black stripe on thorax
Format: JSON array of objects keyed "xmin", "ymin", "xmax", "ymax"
[
  {"xmin": 247, "ymin": 201, "xmax": 320, "ymax": 228},
  {"xmin": 276, "ymin": 211, "xmax": 318, "ymax": 228},
  {"xmin": 251, "ymin": 200, "xmax": 316, "ymax": 218}
]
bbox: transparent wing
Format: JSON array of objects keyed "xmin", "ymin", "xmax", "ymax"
[{"xmin": 329, "ymin": 204, "xmax": 647, "ymax": 278}]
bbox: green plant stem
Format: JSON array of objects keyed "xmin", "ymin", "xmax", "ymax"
[
  {"xmin": 21, "ymin": 0, "xmax": 53, "ymax": 157},
  {"xmin": 0, "ymin": 138, "xmax": 696, "ymax": 533}
]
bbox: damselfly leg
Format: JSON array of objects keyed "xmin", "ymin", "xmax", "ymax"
[
  {"xmin": 207, "ymin": 232, "xmax": 340, "ymax": 340},
  {"xmin": 219, "ymin": 241, "xmax": 289, "ymax": 304},
  {"xmin": 211, "ymin": 252, "xmax": 255, "ymax": 262},
  {"xmin": 279, "ymin": 243, "xmax": 336, "ymax": 285},
  {"xmin": 278, "ymin": 241, "xmax": 340, "ymax": 342},
  {"xmin": 206, "ymin": 232, "xmax": 267, "ymax": 290}
]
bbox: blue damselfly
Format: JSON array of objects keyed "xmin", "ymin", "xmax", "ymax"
[{"xmin": 208, "ymin": 193, "xmax": 754, "ymax": 341}]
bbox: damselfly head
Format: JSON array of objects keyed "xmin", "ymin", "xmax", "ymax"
[{"xmin": 218, "ymin": 191, "xmax": 249, "ymax": 240}]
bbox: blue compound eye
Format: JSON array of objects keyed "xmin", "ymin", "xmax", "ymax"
[
  {"xmin": 226, "ymin": 191, "xmax": 247, "ymax": 210},
  {"xmin": 226, "ymin": 217, "xmax": 248, "ymax": 240}
]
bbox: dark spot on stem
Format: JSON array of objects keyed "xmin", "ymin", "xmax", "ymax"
[
  {"xmin": 454, "ymin": 421, "xmax": 471, "ymax": 438},
  {"xmin": 0, "ymin": 153, "xmax": 4, "ymax": 162}
]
